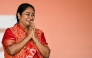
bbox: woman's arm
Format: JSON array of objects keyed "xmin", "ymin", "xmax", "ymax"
[
  {"xmin": 4, "ymin": 37, "xmax": 30, "ymax": 56},
  {"xmin": 2, "ymin": 28, "xmax": 31, "ymax": 56},
  {"xmin": 34, "ymin": 39, "xmax": 50, "ymax": 58},
  {"xmin": 32, "ymin": 33, "xmax": 51, "ymax": 58}
]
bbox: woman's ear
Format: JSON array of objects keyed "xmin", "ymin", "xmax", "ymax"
[{"xmin": 17, "ymin": 13, "xmax": 21, "ymax": 19}]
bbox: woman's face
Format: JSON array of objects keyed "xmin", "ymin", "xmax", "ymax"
[{"xmin": 18, "ymin": 7, "xmax": 35, "ymax": 27}]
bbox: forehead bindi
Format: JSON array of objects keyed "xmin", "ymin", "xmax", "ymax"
[{"xmin": 24, "ymin": 7, "xmax": 34, "ymax": 14}]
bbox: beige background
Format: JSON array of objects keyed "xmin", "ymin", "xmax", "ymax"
[{"xmin": 0, "ymin": 0, "xmax": 92, "ymax": 58}]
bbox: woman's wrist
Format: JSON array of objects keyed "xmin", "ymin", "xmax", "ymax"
[
  {"xmin": 26, "ymin": 36, "xmax": 31, "ymax": 40},
  {"xmin": 33, "ymin": 37, "xmax": 39, "ymax": 44},
  {"xmin": 24, "ymin": 37, "xmax": 30, "ymax": 43},
  {"xmin": 34, "ymin": 39, "xmax": 39, "ymax": 44}
]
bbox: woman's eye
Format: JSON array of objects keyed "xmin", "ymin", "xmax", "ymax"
[
  {"xmin": 26, "ymin": 13, "xmax": 35, "ymax": 16},
  {"xmin": 31, "ymin": 14, "xmax": 35, "ymax": 16},
  {"xmin": 26, "ymin": 14, "xmax": 30, "ymax": 16}
]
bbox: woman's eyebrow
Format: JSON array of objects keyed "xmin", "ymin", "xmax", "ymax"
[
  {"xmin": 31, "ymin": 13, "xmax": 34, "ymax": 15},
  {"xmin": 25, "ymin": 12, "xmax": 30, "ymax": 14},
  {"xmin": 25, "ymin": 12, "xmax": 34, "ymax": 14}
]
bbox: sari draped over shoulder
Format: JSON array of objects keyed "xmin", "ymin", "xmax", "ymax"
[{"xmin": 2, "ymin": 24, "xmax": 48, "ymax": 58}]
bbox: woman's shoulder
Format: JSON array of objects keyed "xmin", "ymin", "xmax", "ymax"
[
  {"xmin": 4, "ymin": 24, "xmax": 17, "ymax": 34},
  {"xmin": 35, "ymin": 28, "xmax": 44, "ymax": 34},
  {"xmin": 5, "ymin": 26, "xmax": 15, "ymax": 31},
  {"xmin": 5, "ymin": 28, "xmax": 12, "ymax": 32}
]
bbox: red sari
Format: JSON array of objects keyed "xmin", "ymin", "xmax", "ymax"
[{"xmin": 2, "ymin": 24, "xmax": 48, "ymax": 58}]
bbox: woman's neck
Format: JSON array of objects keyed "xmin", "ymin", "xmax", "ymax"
[{"xmin": 19, "ymin": 23, "xmax": 29, "ymax": 32}]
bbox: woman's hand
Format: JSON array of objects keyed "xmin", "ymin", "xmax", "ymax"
[{"xmin": 27, "ymin": 21, "xmax": 35, "ymax": 39}]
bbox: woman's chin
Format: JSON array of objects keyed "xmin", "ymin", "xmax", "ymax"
[{"xmin": 25, "ymin": 23, "xmax": 30, "ymax": 26}]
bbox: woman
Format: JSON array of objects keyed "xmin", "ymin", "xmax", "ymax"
[{"xmin": 2, "ymin": 3, "xmax": 50, "ymax": 58}]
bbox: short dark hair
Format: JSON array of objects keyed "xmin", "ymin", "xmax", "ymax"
[{"xmin": 16, "ymin": 3, "xmax": 35, "ymax": 23}]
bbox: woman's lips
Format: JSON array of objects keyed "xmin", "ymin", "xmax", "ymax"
[{"xmin": 26, "ymin": 20, "xmax": 31, "ymax": 24}]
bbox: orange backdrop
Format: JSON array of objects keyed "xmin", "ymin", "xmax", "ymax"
[{"xmin": 0, "ymin": 0, "xmax": 92, "ymax": 58}]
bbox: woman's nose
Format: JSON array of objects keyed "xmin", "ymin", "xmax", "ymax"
[
  {"xmin": 30, "ymin": 19, "xmax": 34, "ymax": 21},
  {"xmin": 29, "ymin": 16, "xmax": 33, "ymax": 19}
]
